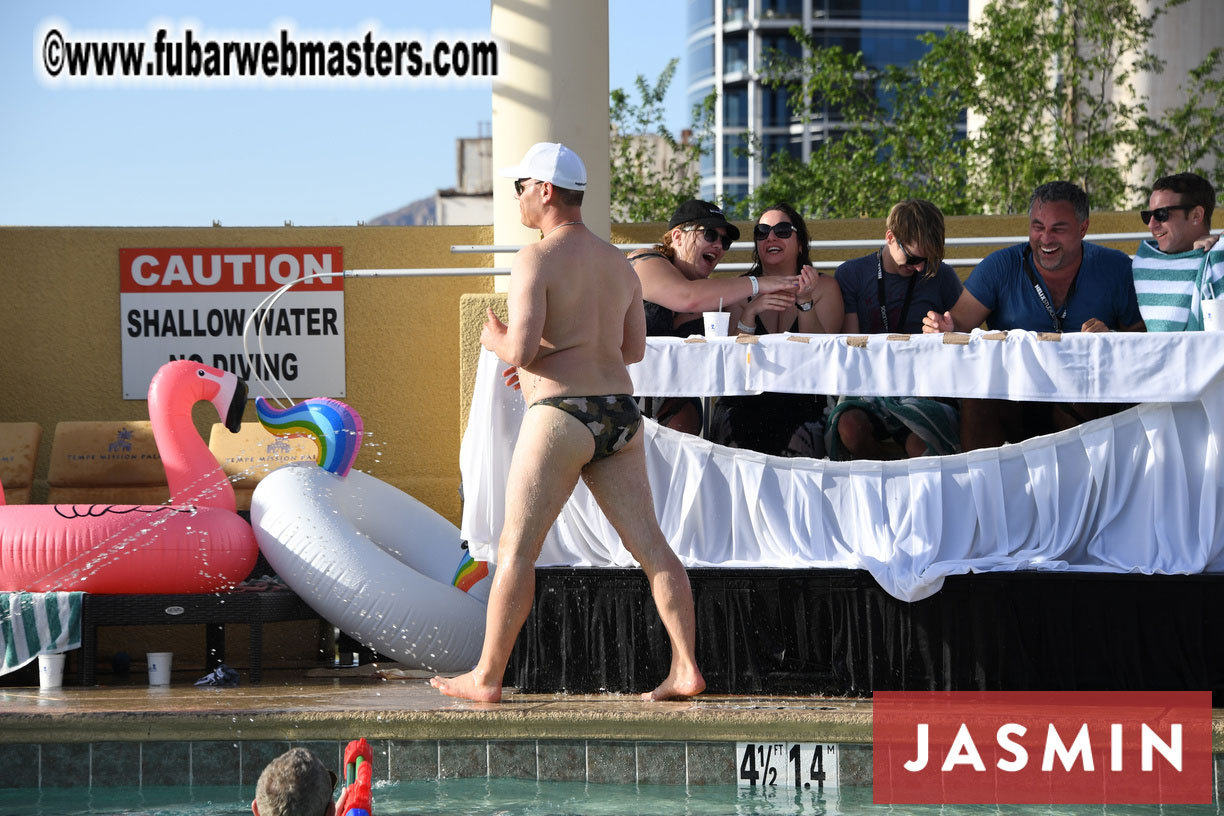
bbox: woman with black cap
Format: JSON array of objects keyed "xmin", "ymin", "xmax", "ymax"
[{"xmin": 627, "ymin": 199, "xmax": 799, "ymax": 434}]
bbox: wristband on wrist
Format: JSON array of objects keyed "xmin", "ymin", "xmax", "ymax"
[
  {"xmin": 748, "ymin": 276, "xmax": 760, "ymax": 297},
  {"xmin": 796, "ymin": 299, "xmax": 813, "ymax": 312},
  {"xmin": 736, "ymin": 320, "xmax": 756, "ymax": 334}
]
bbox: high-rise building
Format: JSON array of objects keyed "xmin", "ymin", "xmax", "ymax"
[{"xmin": 688, "ymin": 0, "xmax": 969, "ymax": 202}]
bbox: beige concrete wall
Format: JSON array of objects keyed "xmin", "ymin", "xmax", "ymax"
[{"xmin": 0, "ymin": 225, "xmax": 495, "ymax": 525}]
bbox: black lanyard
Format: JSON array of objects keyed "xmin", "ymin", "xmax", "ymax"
[
  {"xmin": 876, "ymin": 250, "xmax": 919, "ymax": 332},
  {"xmin": 1020, "ymin": 247, "xmax": 1074, "ymax": 332}
]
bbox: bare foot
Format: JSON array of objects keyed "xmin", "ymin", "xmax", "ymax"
[
  {"xmin": 641, "ymin": 668, "xmax": 706, "ymax": 702},
  {"xmin": 430, "ymin": 672, "xmax": 502, "ymax": 703}
]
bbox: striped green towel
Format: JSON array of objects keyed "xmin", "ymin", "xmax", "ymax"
[{"xmin": 1, "ymin": 592, "xmax": 83, "ymax": 675}]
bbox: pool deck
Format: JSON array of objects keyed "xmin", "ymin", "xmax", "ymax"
[
  {"xmin": 0, "ymin": 666, "xmax": 874, "ymax": 746},
  {"xmin": 5, "ymin": 667, "xmax": 1224, "ymax": 750}
]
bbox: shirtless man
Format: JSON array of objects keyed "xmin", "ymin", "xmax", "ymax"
[{"xmin": 430, "ymin": 142, "xmax": 705, "ymax": 703}]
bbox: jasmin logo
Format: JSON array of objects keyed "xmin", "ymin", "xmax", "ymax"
[
  {"xmin": 872, "ymin": 691, "xmax": 1211, "ymax": 805},
  {"xmin": 108, "ymin": 428, "xmax": 134, "ymax": 453}
]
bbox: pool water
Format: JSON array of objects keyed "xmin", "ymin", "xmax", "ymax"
[{"xmin": 0, "ymin": 780, "xmax": 1216, "ymax": 815}]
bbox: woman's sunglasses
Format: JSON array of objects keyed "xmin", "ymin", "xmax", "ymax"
[
  {"xmin": 680, "ymin": 225, "xmax": 733, "ymax": 250},
  {"xmin": 1140, "ymin": 205, "xmax": 1194, "ymax": 225},
  {"xmin": 753, "ymin": 222, "xmax": 795, "ymax": 241}
]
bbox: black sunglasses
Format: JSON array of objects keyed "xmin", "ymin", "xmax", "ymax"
[
  {"xmin": 681, "ymin": 225, "xmax": 733, "ymax": 250},
  {"xmin": 890, "ymin": 237, "xmax": 926, "ymax": 266},
  {"xmin": 514, "ymin": 178, "xmax": 542, "ymax": 196},
  {"xmin": 753, "ymin": 222, "xmax": 795, "ymax": 241},
  {"xmin": 1140, "ymin": 205, "xmax": 1194, "ymax": 225}
]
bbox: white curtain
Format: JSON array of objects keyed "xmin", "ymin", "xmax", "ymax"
[{"xmin": 460, "ymin": 331, "xmax": 1224, "ymax": 602}]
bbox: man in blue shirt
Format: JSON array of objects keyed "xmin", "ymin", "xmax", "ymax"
[{"xmin": 922, "ymin": 181, "xmax": 1145, "ymax": 450}]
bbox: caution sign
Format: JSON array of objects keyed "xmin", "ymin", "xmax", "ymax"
[{"xmin": 120, "ymin": 247, "xmax": 345, "ymax": 399}]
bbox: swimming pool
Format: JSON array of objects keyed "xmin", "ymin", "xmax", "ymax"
[{"xmin": 1, "ymin": 779, "xmax": 1218, "ymax": 816}]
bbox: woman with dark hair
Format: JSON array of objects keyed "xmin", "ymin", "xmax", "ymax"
[
  {"xmin": 710, "ymin": 203, "xmax": 842, "ymax": 455},
  {"xmin": 627, "ymin": 199, "xmax": 798, "ymax": 434}
]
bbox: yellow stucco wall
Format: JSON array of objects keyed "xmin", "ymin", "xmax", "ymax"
[{"xmin": 0, "ymin": 225, "xmax": 495, "ymax": 524}]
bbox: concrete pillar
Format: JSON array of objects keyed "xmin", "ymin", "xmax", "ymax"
[
  {"xmin": 491, "ymin": 0, "xmax": 610, "ymax": 290},
  {"xmin": 1128, "ymin": 0, "xmax": 1217, "ymax": 188}
]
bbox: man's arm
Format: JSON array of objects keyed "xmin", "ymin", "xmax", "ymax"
[
  {"xmin": 1081, "ymin": 316, "xmax": 1145, "ymax": 332},
  {"xmin": 923, "ymin": 289, "xmax": 990, "ymax": 333},
  {"xmin": 482, "ymin": 251, "xmax": 547, "ymax": 366}
]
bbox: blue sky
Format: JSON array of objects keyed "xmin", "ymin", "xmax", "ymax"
[{"xmin": 0, "ymin": 2, "xmax": 687, "ymax": 226}]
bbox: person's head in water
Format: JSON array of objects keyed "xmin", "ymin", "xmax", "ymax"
[{"xmin": 251, "ymin": 748, "xmax": 336, "ymax": 816}]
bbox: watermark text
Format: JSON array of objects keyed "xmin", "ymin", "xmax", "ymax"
[{"xmin": 36, "ymin": 19, "xmax": 497, "ymax": 87}]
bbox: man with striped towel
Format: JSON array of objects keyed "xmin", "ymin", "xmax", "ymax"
[
  {"xmin": 0, "ymin": 592, "xmax": 82, "ymax": 676},
  {"xmin": 1132, "ymin": 172, "xmax": 1224, "ymax": 331}
]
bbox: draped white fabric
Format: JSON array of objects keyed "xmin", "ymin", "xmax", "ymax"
[{"xmin": 460, "ymin": 331, "xmax": 1224, "ymax": 602}]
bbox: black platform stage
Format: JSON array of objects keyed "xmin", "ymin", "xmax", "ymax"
[{"xmin": 506, "ymin": 568, "xmax": 1224, "ymax": 699}]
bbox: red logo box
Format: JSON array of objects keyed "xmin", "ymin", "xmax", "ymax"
[{"xmin": 873, "ymin": 691, "xmax": 1212, "ymax": 804}]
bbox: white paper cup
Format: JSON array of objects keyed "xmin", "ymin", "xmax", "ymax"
[
  {"xmin": 38, "ymin": 653, "xmax": 65, "ymax": 690},
  {"xmin": 1202, "ymin": 299, "xmax": 1223, "ymax": 332},
  {"xmin": 147, "ymin": 652, "xmax": 173, "ymax": 686},
  {"xmin": 703, "ymin": 311, "xmax": 730, "ymax": 338}
]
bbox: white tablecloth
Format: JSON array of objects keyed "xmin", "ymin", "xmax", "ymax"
[
  {"xmin": 624, "ymin": 329, "xmax": 1222, "ymax": 401},
  {"xmin": 460, "ymin": 331, "xmax": 1224, "ymax": 601}
]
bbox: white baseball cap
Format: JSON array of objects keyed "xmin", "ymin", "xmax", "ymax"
[{"xmin": 499, "ymin": 142, "xmax": 587, "ymax": 191}]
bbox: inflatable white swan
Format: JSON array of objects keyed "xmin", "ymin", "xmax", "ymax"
[{"xmin": 250, "ymin": 398, "xmax": 492, "ymax": 673}]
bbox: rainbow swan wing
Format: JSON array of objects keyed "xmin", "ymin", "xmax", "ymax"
[{"xmin": 255, "ymin": 397, "xmax": 364, "ymax": 477}]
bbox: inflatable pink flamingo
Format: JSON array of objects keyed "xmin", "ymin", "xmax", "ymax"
[{"xmin": 0, "ymin": 361, "xmax": 258, "ymax": 593}]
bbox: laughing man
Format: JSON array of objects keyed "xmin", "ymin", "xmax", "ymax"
[{"xmin": 922, "ymin": 181, "xmax": 1145, "ymax": 451}]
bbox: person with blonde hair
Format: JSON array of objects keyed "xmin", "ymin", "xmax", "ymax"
[
  {"xmin": 826, "ymin": 199, "xmax": 964, "ymax": 459},
  {"xmin": 627, "ymin": 199, "xmax": 798, "ymax": 434}
]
